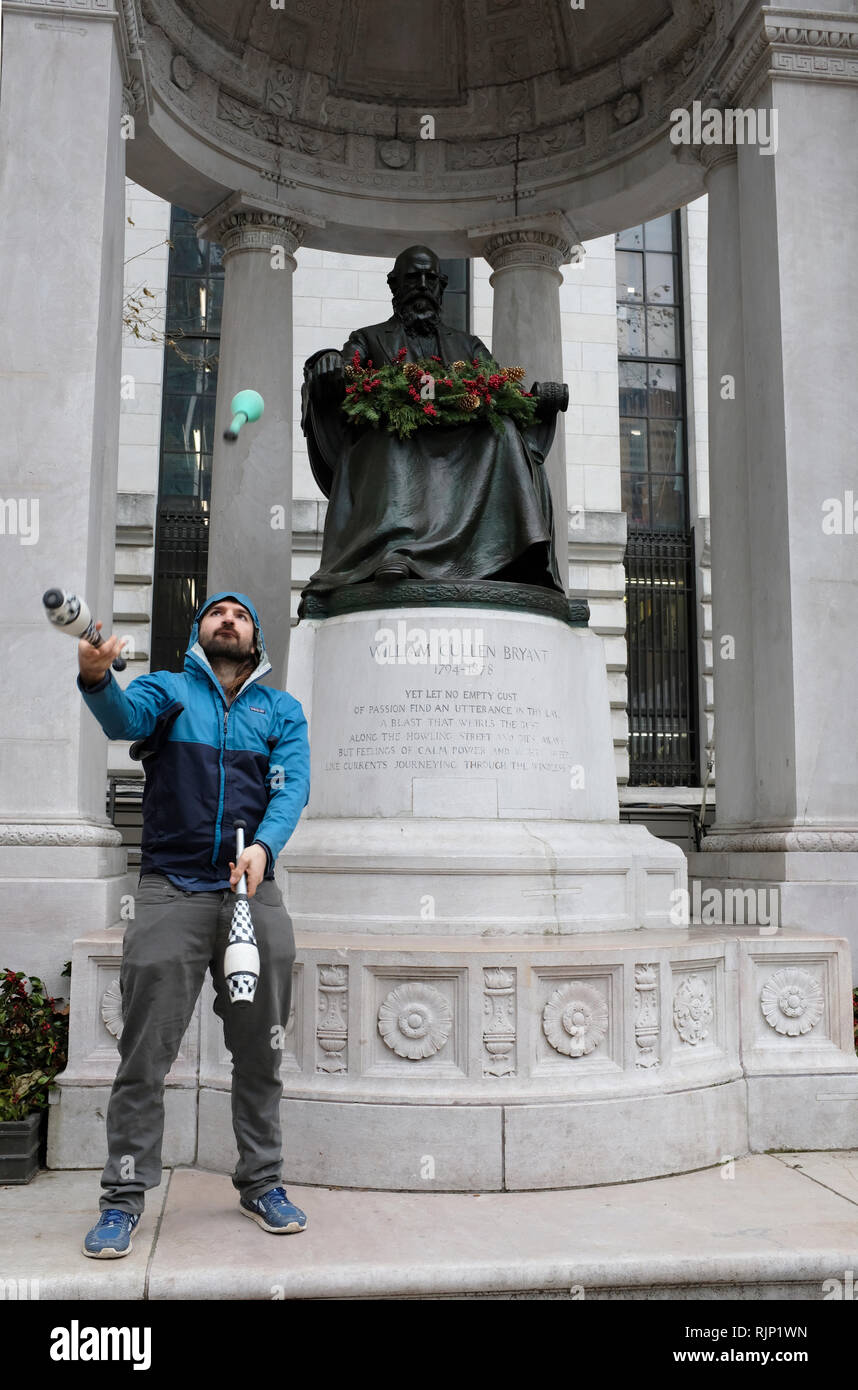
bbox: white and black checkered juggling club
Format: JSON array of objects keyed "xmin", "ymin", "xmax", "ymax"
[
  {"xmin": 43, "ymin": 589, "xmax": 127, "ymax": 671},
  {"xmin": 224, "ymin": 820, "xmax": 260, "ymax": 1005}
]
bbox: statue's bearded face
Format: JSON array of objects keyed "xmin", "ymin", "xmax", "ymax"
[{"xmin": 389, "ymin": 250, "xmax": 446, "ymax": 331}]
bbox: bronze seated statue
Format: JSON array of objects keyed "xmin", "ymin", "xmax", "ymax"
[{"xmin": 299, "ymin": 244, "xmax": 585, "ymax": 625}]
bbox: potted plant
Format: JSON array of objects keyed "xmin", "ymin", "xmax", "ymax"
[{"xmin": 0, "ymin": 966, "xmax": 69, "ymax": 1183}]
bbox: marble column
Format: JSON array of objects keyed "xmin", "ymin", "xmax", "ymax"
[
  {"xmin": 477, "ymin": 217, "xmax": 580, "ymax": 583},
  {"xmin": 699, "ymin": 148, "xmax": 757, "ymax": 823},
  {"xmin": 195, "ymin": 194, "xmax": 305, "ymax": 685},
  {"xmin": 687, "ymin": 15, "xmax": 858, "ymax": 975},
  {"xmin": 0, "ymin": 3, "xmax": 130, "ymax": 991}
]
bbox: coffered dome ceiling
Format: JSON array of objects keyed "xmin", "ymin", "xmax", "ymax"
[{"xmin": 126, "ymin": 0, "xmax": 733, "ymax": 251}]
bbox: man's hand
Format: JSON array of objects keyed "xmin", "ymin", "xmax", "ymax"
[
  {"xmin": 229, "ymin": 843, "xmax": 267, "ymax": 897},
  {"xmin": 78, "ymin": 620, "xmax": 124, "ymax": 687},
  {"xmin": 308, "ymin": 350, "xmax": 346, "ymax": 405}
]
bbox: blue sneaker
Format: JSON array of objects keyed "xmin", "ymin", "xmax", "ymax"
[
  {"xmin": 82, "ymin": 1209, "xmax": 141, "ymax": 1258},
  {"xmin": 239, "ymin": 1186, "xmax": 307, "ymax": 1234}
]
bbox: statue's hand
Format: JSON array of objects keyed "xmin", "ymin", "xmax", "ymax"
[
  {"xmin": 529, "ymin": 381, "xmax": 569, "ymax": 421},
  {"xmin": 309, "ymin": 351, "xmax": 346, "ymax": 405}
]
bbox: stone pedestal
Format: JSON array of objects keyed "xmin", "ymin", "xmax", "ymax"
[
  {"xmin": 47, "ymin": 605, "xmax": 858, "ymax": 1183},
  {"xmin": 221, "ymin": 604, "xmax": 851, "ymax": 1189}
]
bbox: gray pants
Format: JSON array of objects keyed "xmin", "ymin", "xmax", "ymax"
[{"xmin": 100, "ymin": 872, "xmax": 296, "ymax": 1214}]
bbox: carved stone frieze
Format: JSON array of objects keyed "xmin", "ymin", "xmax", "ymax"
[
  {"xmin": 715, "ymin": 8, "xmax": 858, "ymax": 107},
  {"xmin": 300, "ymin": 580, "xmax": 589, "ymax": 628},
  {"xmin": 0, "ymin": 822, "xmax": 122, "ymax": 847},
  {"xmin": 702, "ymin": 829, "xmax": 858, "ymax": 853},
  {"xmin": 131, "ymin": 0, "xmax": 730, "ymax": 208},
  {"xmin": 171, "ymin": 53, "xmax": 195, "ymax": 90},
  {"xmin": 613, "ymin": 91, "xmax": 642, "ymax": 127},
  {"xmin": 518, "ymin": 121, "xmax": 585, "ymax": 161},
  {"xmin": 8, "ymin": 0, "xmax": 114, "ymax": 9},
  {"xmin": 446, "ymin": 138, "xmax": 517, "ymax": 171}
]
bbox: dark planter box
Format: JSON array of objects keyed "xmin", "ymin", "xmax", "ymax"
[{"xmin": 0, "ymin": 1111, "xmax": 45, "ymax": 1184}]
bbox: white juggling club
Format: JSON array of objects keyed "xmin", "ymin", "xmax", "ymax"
[
  {"xmin": 224, "ymin": 820, "xmax": 260, "ymax": 1005},
  {"xmin": 43, "ymin": 589, "xmax": 127, "ymax": 671}
]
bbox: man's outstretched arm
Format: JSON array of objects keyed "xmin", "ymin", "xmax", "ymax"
[{"xmin": 77, "ymin": 621, "xmax": 176, "ymax": 741}]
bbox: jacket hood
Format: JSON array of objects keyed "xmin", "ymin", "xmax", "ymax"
[{"xmin": 184, "ymin": 590, "xmax": 272, "ymax": 688}]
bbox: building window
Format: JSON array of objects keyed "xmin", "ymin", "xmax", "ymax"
[
  {"xmin": 151, "ymin": 207, "xmax": 223, "ymax": 672},
  {"xmin": 439, "ymin": 258, "xmax": 470, "ymax": 333},
  {"xmin": 616, "ymin": 212, "xmax": 699, "ymax": 786},
  {"xmin": 616, "ymin": 214, "xmax": 686, "ymax": 532}
]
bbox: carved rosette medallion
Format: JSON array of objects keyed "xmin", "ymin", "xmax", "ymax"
[
  {"xmin": 377, "ymin": 982, "xmax": 452, "ymax": 1061},
  {"xmin": 482, "ymin": 967, "xmax": 516, "ymax": 1077},
  {"xmin": 760, "ymin": 967, "xmax": 824, "ymax": 1037},
  {"xmin": 101, "ymin": 980, "xmax": 123, "ymax": 1041},
  {"xmin": 316, "ymin": 964, "xmax": 348, "ymax": 1073},
  {"xmin": 634, "ymin": 963, "xmax": 660, "ymax": 1068},
  {"xmin": 378, "ymin": 139, "xmax": 413, "ymax": 169},
  {"xmin": 542, "ymin": 981, "xmax": 608, "ymax": 1058},
  {"xmin": 672, "ymin": 974, "xmax": 714, "ymax": 1046}
]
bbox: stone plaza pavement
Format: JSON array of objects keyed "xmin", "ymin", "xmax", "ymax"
[{"xmin": 1, "ymin": 1151, "xmax": 857, "ymax": 1300}]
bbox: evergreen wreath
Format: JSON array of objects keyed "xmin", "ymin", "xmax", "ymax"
[{"xmin": 340, "ymin": 347, "xmax": 538, "ymax": 440}]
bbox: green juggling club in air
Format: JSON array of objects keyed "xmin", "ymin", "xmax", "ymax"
[{"xmin": 223, "ymin": 389, "xmax": 265, "ymax": 441}]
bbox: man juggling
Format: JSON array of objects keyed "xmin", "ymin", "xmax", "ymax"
[{"xmin": 75, "ymin": 591, "xmax": 310, "ymax": 1257}]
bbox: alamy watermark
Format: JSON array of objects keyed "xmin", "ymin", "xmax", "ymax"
[
  {"xmin": 670, "ymin": 101, "xmax": 778, "ymax": 156},
  {"xmin": 0, "ymin": 498, "xmax": 39, "ymax": 545},
  {"xmin": 670, "ymin": 882, "xmax": 780, "ymax": 933},
  {"xmin": 373, "ymin": 621, "xmax": 486, "ymax": 677}
]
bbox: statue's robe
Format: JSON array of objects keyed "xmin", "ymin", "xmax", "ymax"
[{"xmin": 299, "ymin": 315, "xmax": 564, "ymax": 610}]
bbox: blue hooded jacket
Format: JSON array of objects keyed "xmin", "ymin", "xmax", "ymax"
[{"xmin": 77, "ymin": 591, "xmax": 310, "ymax": 890}]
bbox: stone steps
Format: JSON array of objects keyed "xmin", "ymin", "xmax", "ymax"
[{"xmin": 3, "ymin": 1152, "xmax": 856, "ymax": 1300}]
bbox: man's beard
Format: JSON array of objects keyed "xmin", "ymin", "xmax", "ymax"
[
  {"xmin": 393, "ymin": 293, "xmax": 442, "ymax": 335},
  {"xmin": 203, "ymin": 633, "xmax": 255, "ymax": 662}
]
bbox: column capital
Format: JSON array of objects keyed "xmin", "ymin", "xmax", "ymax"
[
  {"xmin": 195, "ymin": 192, "xmax": 319, "ymax": 263},
  {"xmin": 697, "ymin": 142, "xmax": 738, "ymax": 183},
  {"xmin": 470, "ymin": 212, "xmax": 584, "ymax": 276}
]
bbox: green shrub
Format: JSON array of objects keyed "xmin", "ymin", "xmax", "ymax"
[{"xmin": 0, "ymin": 967, "xmax": 70, "ymax": 1122}]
